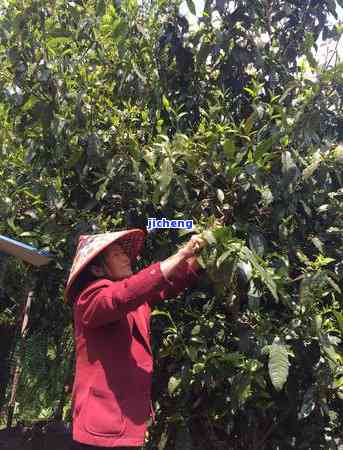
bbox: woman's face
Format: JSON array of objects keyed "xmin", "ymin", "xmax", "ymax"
[{"xmin": 102, "ymin": 243, "xmax": 133, "ymax": 280}]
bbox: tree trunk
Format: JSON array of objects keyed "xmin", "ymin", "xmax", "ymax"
[
  {"xmin": 6, "ymin": 282, "xmax": 35, "ymax": 428},
  {"xmin": 0, "ymin": 252, "xmax": 15, "ymax": 417}
]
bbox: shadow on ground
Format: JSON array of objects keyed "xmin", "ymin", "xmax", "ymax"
[{"xmin": 0, "ymin": 420, "xmax": 72, "ymax": 450}]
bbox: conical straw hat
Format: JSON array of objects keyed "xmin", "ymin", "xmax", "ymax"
[{"xmin": 64, "ymin": 228, "xmax": 145, "ymax": 303}]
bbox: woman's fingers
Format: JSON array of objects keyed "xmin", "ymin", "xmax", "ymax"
[
  {"xmin": 189, "ymin": 235, "xmax": 207, "ymax": 254},
  {"xmin": 191, "ymin": 235, "xmax": 207, "ymax": 249},
  {"xmin": 178, "ymin": 233, "xmax": 211, "ymax": 259}
]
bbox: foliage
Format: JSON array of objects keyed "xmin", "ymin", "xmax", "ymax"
[{"xmin": 0, "ymin": 0, "xmax": 342, "ymax": 448}]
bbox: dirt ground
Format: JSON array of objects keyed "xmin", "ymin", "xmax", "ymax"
[{"xmin": 0, "ymin": 420, "xmax": 73, "ymax": 450}]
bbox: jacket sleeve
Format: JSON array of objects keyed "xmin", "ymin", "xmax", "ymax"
[
  {"xmin": 77, "ymin": 262, "xmax": 175, "ymax": 329},
  {"xmin": 148, "ymin": 258, "xmax": 204, "ymax": 307}
]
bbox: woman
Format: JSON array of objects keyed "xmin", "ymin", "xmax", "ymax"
[{"xmin": 64, "ymin": 228, "xmax": 207, "ymax": 449}]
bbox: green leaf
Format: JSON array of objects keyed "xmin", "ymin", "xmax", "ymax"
[
  {"xmin": 320, "ymin": 334, "xmax": 342, "ymax": 365},
  {"xmin": 299, "ymin": 275, "xmax": 313, "ymax": 304},
  {"xmin": 191, "ymin": 325, "xmax": 201, "ymax": 335},
  {"xmin": 334, "ymin": 311, "xmax": 343, "ymax": 333},
  {"xmin": 186, "ymin": 0, "xmax": 196, "ymax": 15},
  {"xmin": 193, "ymin": 362, "xmax": 205, "ymax": 374},
  {"xmin": 21, "ymin": 95, "xmax": 40, "ymax": 113},
  {"xmin": 158, "ymin": 430, "xmax": 169, "ymax": 450},
  {"xmin": 310, "ymin": 237, "xmax": 324, "ymax": 253},
  {"xmin": 47, "ymin": 36, "xmax": 72, "ymax": 49},
  {"xmin": 327, "ymin": 277, "xmax": 341, "ymax": 294},
  {"xmin": 223, "ymin": 139, "xmax": 236, "ymax": 159},
  {"xmin": 162, "ymin": 95, "xmax": 170, "ymax": 110},
  {"xmin": 217, "ymin": 188, "xmax": 225, "ymax": 203},
  {"xmin": 268, "ymin": 337, "xmax": 290, "ymax": 391},
  {"xmin": 316, "ymin": 256, "xmax": 335, "ymax": 266},
  {"xmin": 298, "ymin": 387, "xmax": 316, "ymax": 419},
  {"xmin": 159, "ymin": 158, "xmax": 173, "ymax": 192},
  {"xmin": 96, "ymin": 0, "xmax": 106, "ymax": 16},
  {"xmin": 254, "ymin": 135, "xmax": 276, "ymax": 162},
  {"xmin": 195, "ymin": 255, "xmax": 206, "ymax": 269},
  {"xmin": 279, "ymin": 81, "xmax": 298, "ymax": 103},
  {"xmin": 326, "ymin": 0, "xmax": 338, "ymax": 17},
  {"xmin": 314, "ymin": 314, "xmax": 323, "ymax": 334},
  {"xmin": 132, "ymin": 61, "xmax": 147, "ymax": 84},
  {"xmin": 168, "ymin": 376, "xmax": 181, "ymax": 395},
  {"xmin": 151, "ymin": 309, "xmax": 173, "ymax": 322},
  {"xmin": 241, "ymin": 247, "xmax": 278, "ymax": 301},
  {"xmin": 261, "ymin": 345, "xmax": 272, "ymax": 355},
  {"xmin": 248, "ymin": 283, "xmax": 261, "ymax": 310},
  {"xmin": 187, "ymin": 346, "xmax": 199, "ymax": 362},
  {"xmin": 244, "ymin": 112, "xmax": 256, "ymax": 134},
  {"xmin": 303, "ymin": 158, "xmax": 321, "ymax": 179},
  {"xmin": 299, "ymin": 271, "xmax": 329, "ymax": 304},
  {"xmin": 216, "ymin": 250, "xmax": 231, "ymax": 268},
  {"xmin": 282, "ymin": 151, "xmax": 300, "ymax": 186},
  {"xmin": 249, "ymin": 231, "xmax": 266, "ymax": 257},
  {"xmin": 244, "ymin": 87, "xmax": 256, "ymax": 98},
  {"xmin": 19, "ymin": 231, "xmax": 36, "ymax": 238},
  {"xmin": 237, "ymin": 261, "xmax": 252, "ymax": 282},
  {"xmin": 143, "ymin": 149, "xmax": 156, "ymax": 168},
  {"xmin": 112, "ymin": 18, "xmax": 127, "ymax": 39},
  {"xmin": 197, "ymin": 42, "xmax": 212, "ymax": 66},
  {"xmin": 332, "ymin": 377, "xmax": 343, "ymax": 389},
  {"xmin": 7, "ymin": 217, "xmax": 17, "ymax": 232},
  {"xmin": 201, "ymin": 230, "xmax": 216, "ymax": 245},
  {"xmin": 66, "ymin": 148, "xmax": 83, "ymax": 168},
  {"xmin": 230, "ymin": 374, "xmax": 252, "ymax": 410},
  {"xmin": 49, "ymin": 29, "xmax": 73, "ymax": 38}
]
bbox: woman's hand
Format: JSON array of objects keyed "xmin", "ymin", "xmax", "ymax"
[
  {"xmin": 160, "ymin": 234, "xmax": 208, "ymax": 281},
  {"xmin": 177, "ymin": 234, "xmax": 208, "ymax": 259}
]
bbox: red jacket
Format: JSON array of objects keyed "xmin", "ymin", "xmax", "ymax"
[{"xmin": 71, "ymin": 259, "xmax": 201, "ymax": 447}]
